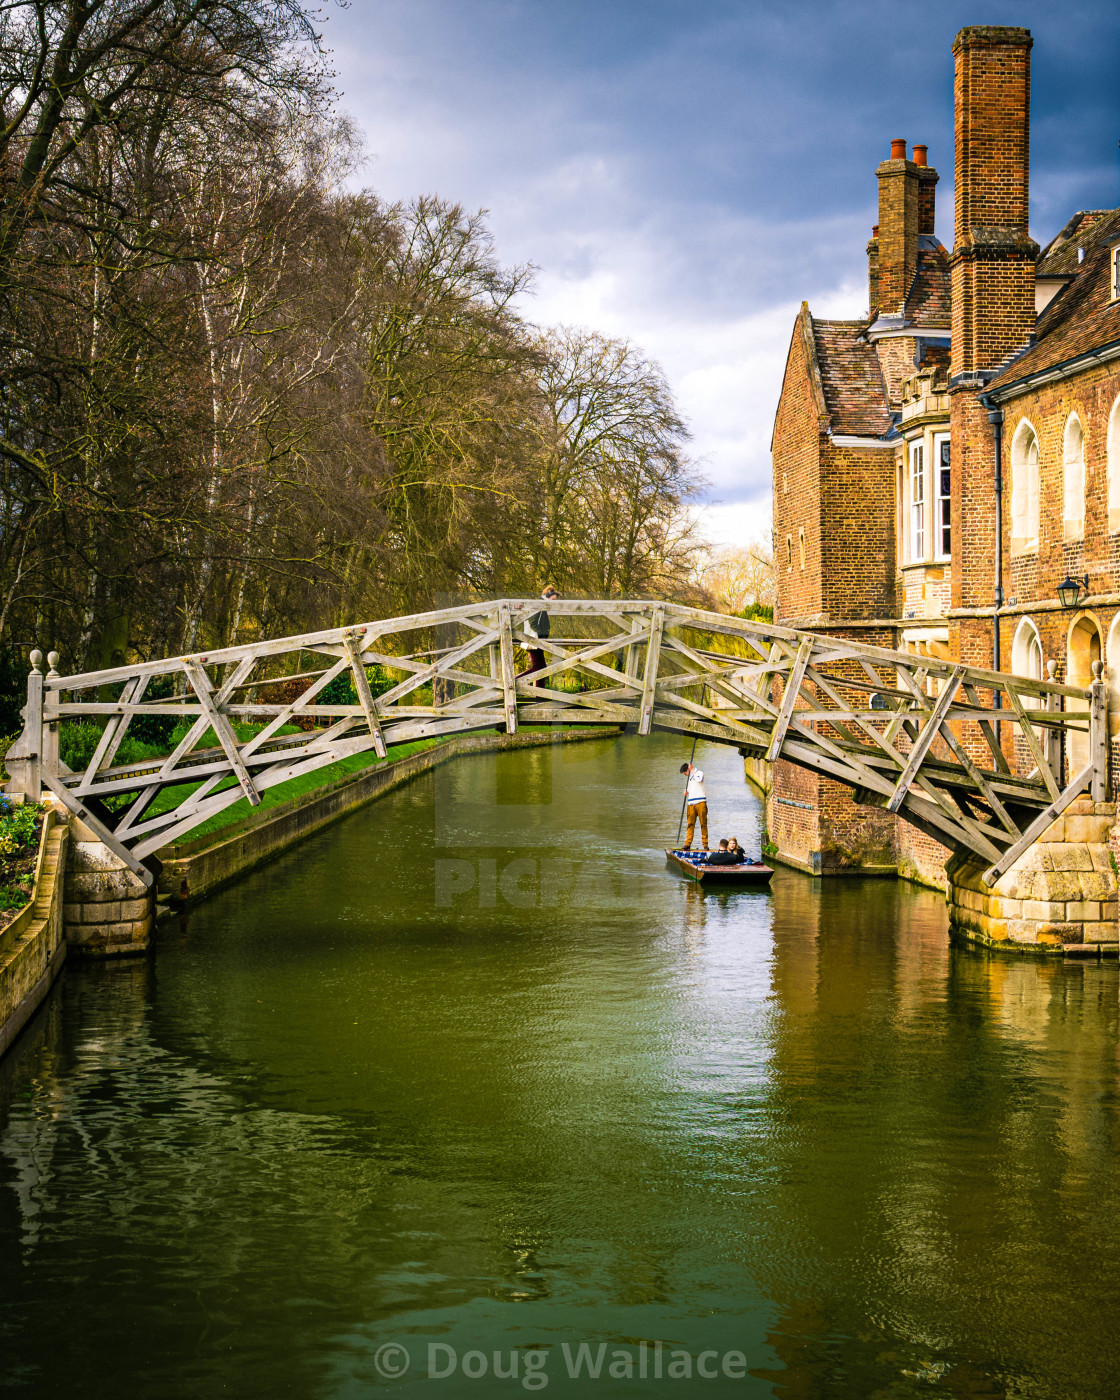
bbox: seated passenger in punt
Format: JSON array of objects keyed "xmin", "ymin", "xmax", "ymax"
[{"xmin": 705, "ymin": 839, "xmax": 743, "ymax": 866}]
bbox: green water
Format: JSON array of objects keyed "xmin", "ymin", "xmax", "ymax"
[{"xmin": 1, "ymin": 733, "xmax": 1118, "ymax": 1399}]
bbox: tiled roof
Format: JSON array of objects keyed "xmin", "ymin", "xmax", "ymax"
[
  {"xmin": 904, "ymin": 240, "xmax": 951, "ymax": 328},
  {"xmin": 988, "ymin": 208, "xmax": 1120, "ymax": 391},
  {"xmin": 1036, "ymin": 210, "xmax": 1116, "ymax": 277},
  {"xmin": 812, "ymin": 319, "xmax": 893, "ymax": 436}
]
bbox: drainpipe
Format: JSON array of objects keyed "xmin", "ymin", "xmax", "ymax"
[{"xmin": 984, "ymin": 399, "xmax": 1005, "ymax": 691}]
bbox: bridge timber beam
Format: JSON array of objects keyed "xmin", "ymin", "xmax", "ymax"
[{"xmin": 3, "ymin": 602, "xmax": 1106, "ymax": 889}]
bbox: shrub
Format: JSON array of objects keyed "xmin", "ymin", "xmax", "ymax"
[
  {"xmin": 319, "ymin": 664, "xmax": 394, "ymax": 707},
  {"xmin": 0, "ymin": 800, "xmax": 41, "ymax": 856},
  {"xmin": 737, "ymin": 602, "xmax": 774, "ymax": 624},
  {"xmin": 129, "ymin": 674, "xmax": 179, "ymax": 749}
]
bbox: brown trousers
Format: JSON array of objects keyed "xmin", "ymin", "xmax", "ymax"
[{"xmin": 684, "ymin": 800, "xmax": 708, "ymax": 850}]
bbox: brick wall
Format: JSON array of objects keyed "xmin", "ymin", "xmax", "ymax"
[
  {"xmin": 1000, "ymin": 363, "xmax": 1120, "ymax": 607},
  {"xmin": 773, "ymin": 308, "xmax": 824, "ymax": 621},
  {"xmin": 767, "ymin": 625, "xmax": 902, "ymax": 875},
  {"xmin": 820, "ymin": 442, "xmax": 897, "ymax": 620},
  {"xmin": 949, "ymin": 390, "xmax": 997, "ymax": 617},
  {"xmin": 877, "ymin": 336, "xmax": 925, "ymax": 404}
]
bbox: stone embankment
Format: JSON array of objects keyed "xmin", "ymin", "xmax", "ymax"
[
  {"xmin": 947, "ymin": 797, "xmax": 1118, "ymax": 954},
  {"xmin": 0, "ymin": 810, "xmax": 69, "ymax": 1058}
]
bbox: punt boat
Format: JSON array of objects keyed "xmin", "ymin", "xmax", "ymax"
[{"xmin": 665, "ymin": 849, "xmax": 775, "ymax": 886}]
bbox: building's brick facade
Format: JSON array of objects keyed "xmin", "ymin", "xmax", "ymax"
[{"xmin": 769, "ymin": 23, "xmax": 1120, "ymax": 893}]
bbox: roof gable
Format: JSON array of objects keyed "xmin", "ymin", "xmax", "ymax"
[
  {"xmin": 812, "ymin": 320, "xmax": 893, "ymax": 437},
  {"xmin": 988, "ymin": 208, "xmax": 1120, "ymax": 390}
]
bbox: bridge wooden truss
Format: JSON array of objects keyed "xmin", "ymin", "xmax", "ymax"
[{"xmin": 5, "ymin": 599, "xmax": 1107, "ymax": 889}]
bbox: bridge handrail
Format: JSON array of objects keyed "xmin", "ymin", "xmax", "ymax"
[{"xmin": 3, "ymin": 600, "xmax": 1107, "ymax": 891}]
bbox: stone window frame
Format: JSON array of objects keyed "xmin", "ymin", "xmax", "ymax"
[
  {"xmin": 932, "ymin": 430, "xmax": 951, "ymax": 562},
  {"xmin": 1009, "ymin": 417, "xmax": 1040, "ymax": 556},
  {"xmin": 908, "ymin": 438, "xmax": 925, "ymax": 563},
  {"xmin": 1011, "ymin": 616, "xmax": 1044, "ymax": 709},
  {"xmin": 1062, "ymin": 412, "xmax": 1085, "ymax": 542},
  {"xmin": 1066, "ymin": 610, "xmax": 1103, "ymax": 769},
  {"xmin": 1107, "ymin": 613, "xmax": 1120, "ymax": 733},
  {"xmin": 1108, "ymin": 393, "xmax": 1120, "ymax": 534},
  {"xmin": 798, "ymin": 526, "xmax": 805, "ymax": 570}
]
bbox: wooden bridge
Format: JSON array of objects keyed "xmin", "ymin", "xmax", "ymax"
[{"xmin": 4, "ymin": 599, "xmax": 1107, "ymax": 889}]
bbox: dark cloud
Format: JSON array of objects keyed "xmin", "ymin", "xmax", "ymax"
[{"xmin": 324, "ymin": 0, "xmax": 1120, "ymax": 532}]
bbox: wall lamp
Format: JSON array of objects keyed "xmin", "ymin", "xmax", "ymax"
[{"xmin": 1057, "ymin": 573, "xmax": 1089, "ymax": 610}]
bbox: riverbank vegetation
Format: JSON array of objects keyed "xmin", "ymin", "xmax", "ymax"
[
  {"xmin": 0, "ymin": 799, "xmax": 44, "ymax": 923},
  {"xmin": 0, "ymin": 0, "xmax": 710, "ymax": 684}
]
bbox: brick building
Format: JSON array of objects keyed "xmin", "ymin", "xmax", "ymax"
[{"xmin": 770, "ymin": 25, "xmax": 1120, "ymax": 885}]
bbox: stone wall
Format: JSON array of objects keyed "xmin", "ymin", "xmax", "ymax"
[
  {"xmin": 0, "ymin": 813, "xmax": 69, "ymax": 1060},
  {"xmin": 947, "ymin": 797, "xmax": 1117, "ymax": 950},
  {"xmin": 62, "ymin": 813, "xmax": 153, "ymax": 955}
]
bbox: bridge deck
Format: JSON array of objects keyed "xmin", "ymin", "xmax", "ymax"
[{"xmin": 4, "ymin": 600, "xmax": 1106, "ymax": 889}]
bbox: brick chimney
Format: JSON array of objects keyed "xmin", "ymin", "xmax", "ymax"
[
  {"xmin": 866, "ymin": 224, "xmax": 879, "ymax": 315},
  {"xmin": 876, "ymin": 140, "xmax": 920, "ymax": 315},
  {"xmin": 950, "ymin": 27, "xmax": 1038, "ymax": 378},
  {"xmin": 914, "ymin": 146, "xmax": 938, "ymax": 235}
]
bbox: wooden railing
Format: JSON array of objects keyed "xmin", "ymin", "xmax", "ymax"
[{"xmin": 3, "ymin": 600, "xmax": 1106, "ymax": 888}]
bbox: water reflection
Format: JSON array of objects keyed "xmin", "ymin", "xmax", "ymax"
[{"xmin": 0, "ymin": 734, "xmax": 1117, "ymax": 1399}]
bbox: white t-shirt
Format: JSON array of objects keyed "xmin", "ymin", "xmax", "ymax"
[{"xmin": 685, "ymin": 768, "xmax": 706, "ymax": 802}]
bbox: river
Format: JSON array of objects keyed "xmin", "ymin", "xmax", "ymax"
[{"xmin": 1, "ymin": 733, "xmax": 1118, "ymax": 1399}]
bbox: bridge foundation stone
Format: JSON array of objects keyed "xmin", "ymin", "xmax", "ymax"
[
  {"xmin": 947, "ymin": 799, "xmax": 1118, "ymax": 951},
  {"xmin": 59, "ymin": 813, "xmax": 153, "ymax": 956}
]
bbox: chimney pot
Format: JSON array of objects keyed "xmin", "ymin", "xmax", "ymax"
[
  {"xmin": 913, "ymin": 144, "xmax": 928, "ymax": 166},
  {"xmin": 890, "ymin": 138, "xmax": 907, "ymax": 160},
  {"xmin": 872, "ymin": 224, "xmax": 879, "ymax": 237}
]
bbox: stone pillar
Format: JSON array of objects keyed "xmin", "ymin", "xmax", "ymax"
[
  {"xmin": 947, "ymin": 797, "xmax": 1118, "ymax": 950},
  {"xmin": 61, "ymin": 814, "xmax": 153, "ymax": 956}
]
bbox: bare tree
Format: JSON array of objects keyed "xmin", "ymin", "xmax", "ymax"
[
  {"xmin": 533, "ymin": 327, "xmax": 705, "ymax": 597},
  {"xmin": 697, "ymin": 540, "xmax": 775, "ymax": 615}
]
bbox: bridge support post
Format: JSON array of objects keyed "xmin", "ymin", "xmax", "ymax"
[
  {"xmin": 946, "ymin": 797, "xmax": 1118, "ymax": 952},
  {"xmin": 4, "ymin": 651, "xmax": 43, "ymax": 800},
  {"xmin": 58, "ymin": 810, "xmax": 154, "ymax": 956}
]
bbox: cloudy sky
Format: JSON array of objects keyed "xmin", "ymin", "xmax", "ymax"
[{"xmin": 321, "ymin": 0, "xmax": 1120, "ymax": 549}]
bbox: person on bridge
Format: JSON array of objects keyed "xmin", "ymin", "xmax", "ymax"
[
  {"xmin": 680, "ymin": 761, "xmax": 708, "ymax": 851},
  {"xmin": 518, "ymin": 585, "xmax": 559, "ymax": 686}
]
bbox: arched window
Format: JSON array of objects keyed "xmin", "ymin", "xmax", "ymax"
[
  {"xmin": 1107, "ymin": 613, "xmax": 1120, "ymax": 735},
  {"xmin": 1067, "ymin": 613, "xmax": 1102, "ymax": 771},
  {"xmin": 1063, "ymin": 414, "xmax": 1085, "ymax": 540},
  {"xmin": 1108, "ymin": 395, "xmax": 1120, "ymax": 533},
  {"xmin": 1012, "ymin": 618, "xmax": 1043, "ymax": 681},
  {"xmin": 1010, "ymin": 421, "xmax": 1039, "ymax": 555}
]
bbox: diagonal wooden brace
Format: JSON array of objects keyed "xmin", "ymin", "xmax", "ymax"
[
  {"xmin": 638, "ymin": 608, "xmax": 665, "ymax": 735},
  {"xmin": 183, "ymin": 658, "xmax": 261, "ymax": 806},
  {"xmin": 886, "ymin": 667, "xmax": 964, "ymax": 813},
  {"xmin": 765, "ymin": 638, "xmax": 813, "ymax": 762},
  {"xmin": 981, "ymin": 764, "xmax": 1095, "ymax": 886},
  {"xmin": 345, "ymin": 634, "xmax": 387, "ymax": 759}
]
